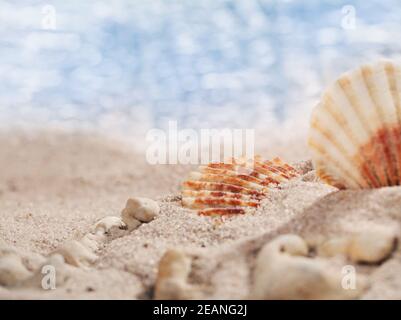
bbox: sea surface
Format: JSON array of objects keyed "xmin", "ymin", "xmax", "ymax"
[{"xmin": 0, "ymin": 0, "xmax": 400, "ymax": 138}]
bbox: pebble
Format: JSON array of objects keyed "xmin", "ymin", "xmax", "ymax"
[
  {"xmin": 348, "ymin": 228, "xmax": 397, "ymax": 264},
  {"xmin": 0, "ymin": 243, "xmax": 32, "ymax": 286},
  {"xmin": 122, "ymin": 197, "xmax": 160, "ymax": 227},
  {"xmin": 250, "ymin": 234, "xmax": 367, "ymax": 299},
  {"xmin": 318, "ymin": 237, "xmax": 350, "ymax": 257},
  {"xmin": 154, "ymin": 249, "xmax": 194, "ymax": 300},
  {"xmin": 55, "ymin": 240, "xmax": 98, "ymax": 267},
  {"xmin": 94, "ymin": 216, "xmax": 126, "ymax": 234}
]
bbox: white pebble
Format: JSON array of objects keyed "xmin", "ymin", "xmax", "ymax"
[
  {"xmin": 55, "ymin": 240, "xmax": 98, "ymax": 267},
  {"xmin": 80, "ymin": 233, "xmax": 102, "ymax": 252},
  {"xmin": 318, "ymin": 237, "xmax": 350, "ymax": 257},
  {"xmin": 0, "ymin": 243, "xmax": 32, "ymax": 286},
  {"xmin": 22, "ymin": 254, "xmax": 74, "ymax": 289},
  {"xmin": 122, "ymin": 197, "xmax": 159, "ymax": 226},
  {"xmin": 250, "ymin": 234, "xmax": 367, "ymax": 300},
  {"xmin": 94, "ymin": 216, "xmax": 126, "ymax": 238},
  {"xmin": 154, "ymin": 249, "xmax": 194, "ymax": 300},
  {"xmin": 348, "ymin": 228, "xmax": 397, "ymax": 264}
]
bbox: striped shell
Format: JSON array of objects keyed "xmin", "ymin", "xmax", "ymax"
[
  {"xmin": 181, "ymin": 156, "xmax": 299, "ymax": 215},
  {"xmin": 309, "ymin": 60, "xmax": 401, "ymax": 189}
]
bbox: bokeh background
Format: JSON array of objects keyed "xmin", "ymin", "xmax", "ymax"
[{"xmin": 1, "ymin": 0, "xmax": 400, "ymax": 147}]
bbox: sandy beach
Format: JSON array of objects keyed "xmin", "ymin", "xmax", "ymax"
[
  {"xmin": 1, "ymin": 130, "xmax": 401, "ymax": 299},
  {"xmin": 2, "ymin": 0, "xmax": 401, "ymax": 303}
]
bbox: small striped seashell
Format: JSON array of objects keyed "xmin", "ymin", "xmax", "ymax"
[
  {"xmin": 309, "ymin": 60, "xmax": 401, "ymax": 189},
  {"xmin": 181, "ymin": 156, "xmax": 300, "ymax": 215}
]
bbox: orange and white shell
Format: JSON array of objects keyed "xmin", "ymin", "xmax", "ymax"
[
  {"xmin": 309, "ymin": 60, "xmax": 401, "ymax": 189},
  {"xmin": 181, "ymin": 156, "xmax": 299, "ymax": 215}
]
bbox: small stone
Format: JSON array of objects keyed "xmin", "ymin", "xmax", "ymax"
[
  {"xmin": 121, "ymin": 213, "xmax": 141, "ymax": 231},
  {"xmin": 122, "ymin": 197, "xmax": 159, "ymax": 225},
  {"xmin": 80, "ymin": 233, "xmax": 101, "ymax": 252},
  {"xmin": 318, "ymin": 237, "xmax": 350, "ymax": 257},
  {"xmin": 22, "ymin": 254, "xmax": 74, "ymax": 288},
  {"xmin": 269, "ymin": 234, "xmax": 309, "ymax": 256},
  {"xmin": 250, "ymin": 234, "xmax": 367, "ymax": 300},
  {"xmin": 348, "ymin": 228, "xmax": 397, "ymax": 264},
  {"xmin": 93, "ymin": 216, "xmax": 127, "ymax": 238},
  {"xmin": 154, "ymin": 249, "xmax": 194, "ymax": 300},
  {"xmin": 0, "ymin": 243, "xmax": 32, "ymax": 286},
  {"xmin": 48, "ymin": 216, "xmax": 129, "ymax": 271},
  {"xmin": 54, "ymin": 240, "xmax": 98, "ymax": 267},
  {"xmin": 0, "ymin": 255, "xmax": 32, "ymax": 286}
]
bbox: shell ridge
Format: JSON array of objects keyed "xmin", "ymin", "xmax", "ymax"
[
  {"xmin": 182, "ymin": 180, "xmax": 265, "ymax": 196},
  {"xmin": 181, "ymin": 157, "xmax": 299, "ymax": 215},
  {"xmin": 309, "ymin": 105, "xmax": 368, "ymax": 187},
  {"xmin": 337, "ymin": 68, "xmax": 390, "ymax": 186},
  {"xmin": 200, "ymin": 166, "xmax": 265, "ymax": 185},
  {"xmin": 360, "ymin": 64, "xmax": 394, "ymax": 185},
  {"xmin": 334, "ymin": 75, "xmax": 385, "ymax": 186},
  {"xmin": 309, "ymin": 60, "xmax": 401, "ymax": 189},
  {"xmin": 322, "ymin": 93, "xmax": 381, "ymax": 187},
  {"xmin": 182, "ymin": 189, "xmax": 261, "ymax": 200},
  {"xmin": 193, "ymin": 172, "xmax": 265, "ymax": 190},
  {"xmin": 182, "ymin": 196, "xmax": 259, "ymax": 209},
  {"xmin": 383, "ymin": 62, "xmax": 401, "ymax": 184}
]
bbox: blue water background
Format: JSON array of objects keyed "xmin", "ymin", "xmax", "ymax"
[{"xmin": 0, "ymin": 0, "xmax": 400, "ymax": 134}]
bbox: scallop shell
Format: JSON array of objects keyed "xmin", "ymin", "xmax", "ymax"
[
  {"xmin": 309, "ymin": 60, "xmax": 401, "ymax": 189},
  {"xmin": 181, "ymin": 156, "xmax": 299, "ymax": 215}
]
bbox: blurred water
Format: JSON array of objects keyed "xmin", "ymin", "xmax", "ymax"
[{"xmin": 0, "ymin": 0, "xmax": 401, "ymax": 138}]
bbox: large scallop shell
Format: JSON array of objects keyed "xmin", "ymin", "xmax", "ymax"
[
  {"xmin": 181, "ymin": 156, "xmax": 299, "ymax": 215},
  {"xmin": 309, "ymin": 60, "xmax": 401, "ymax": 189}
]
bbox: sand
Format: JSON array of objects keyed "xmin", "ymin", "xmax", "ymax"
[{"xmin": 1, "ymin": 131, "xmax": 401, "ymax": 299}]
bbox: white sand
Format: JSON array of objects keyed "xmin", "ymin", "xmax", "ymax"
[{"xmin": 1, "ymin": 131, "xmax": 401, "ymax": 299}]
